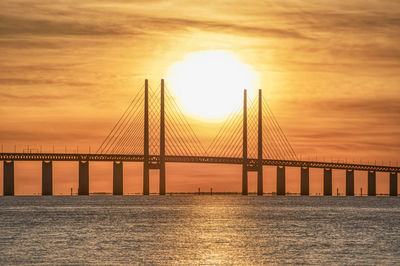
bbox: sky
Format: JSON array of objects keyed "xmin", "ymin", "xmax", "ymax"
[{"xmin": 0, "ymin": 0, "xmax": 399, "ymax": 195}]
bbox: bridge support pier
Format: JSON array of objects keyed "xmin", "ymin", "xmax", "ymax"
[
  {"xmin": 257, "ymin": 167, "xmax": 263, "ymax": 196},
  {"xmin": 242, "ymin": 166, "xmax": 248, "ymax": 195},
  {"xmin": 346, "ymin": 169, "xmax": 354, "ymax": 196},
  {"xmin": 368, "ymin": 171, "xmax": 376, "ymax": 196},
  {"xmin": 300, "ymin": 167, "xmax": 309, "ymax": 196},
  {"xmin": 3, "ymin": 161, "xmax": 14, "ymax": 196},
  {"xmin": 159, "ymin": 163, "xmax": 165, "ymax": 195},
  {"xmin": 143, "ymin": 166, "xmax": 149, "ymax": 195},
  {"xmin": 42, "ymin": 161, "xmax": 53, "ymax": 196},
  {"xmin": 277, "ymin": 166, "xmax": 285, "ymax": 195},
  {"xmin": 323, "ymin": 168, "xmax": 332, "ymax": 196},
  {"xmin": 113, "ymin": 161, "xmax": 123, "ymax": 195},
  {"xmin": 78, "ymin": 161, "xmax": 89, "ymax": 195},
  {"xmin": 390, "ymin": 172, "xmax": 398, "ymax": 196}
]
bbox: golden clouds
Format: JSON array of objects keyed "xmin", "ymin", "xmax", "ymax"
[{"xmin": 0, "ymin": 0, "xmax": 399, "ymax": 162}]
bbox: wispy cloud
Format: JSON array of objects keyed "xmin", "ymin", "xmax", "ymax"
[
  {"xmin": 0, "ymin": 0, "xmax": 399, "ymax": 161},
  {"xmin": 0, "ymin": 78, "xmax": 94, "ymax": 87}
]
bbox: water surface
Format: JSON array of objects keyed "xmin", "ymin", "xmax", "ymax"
[{"xmin": 0, "ymin": 196, "xmax": 399, "ymax": 264}]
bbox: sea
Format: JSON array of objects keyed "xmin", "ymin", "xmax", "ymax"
[{"xmin": 0, "ymin": 196, "xmax": 399, "ymax": 265}]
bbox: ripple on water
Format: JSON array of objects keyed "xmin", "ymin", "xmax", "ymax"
[{"xmin": 0, "ymin": 196, "xmax": 399, "ymax": 264}]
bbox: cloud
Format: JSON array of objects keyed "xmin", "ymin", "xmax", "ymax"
[
  {"xmin": 0, "ymin": 39, "xmax": 63, "ymax": 49},
  {"xmin": 0, "ymin": 63, "xmax": 86, "ymax": 72},
  {"xmin": 292, "ymin": 10, "xmax": 400, "ymax": 33},
  {"xmin": 132, "ymin": 16, "xmax": 312, "ymax": 40},
  {"xmin": 0, "ymin": 14, "xmax": 139, "ymax": 37},
  {"xmin": 312, "ymin": 97, "xmax": 400, "ymax": 121},
  {"xmin": 0, "ymin": 129, "xmax": 103, "ymax": 144},
  {"xmin": 0, "ymin": 78, "xmax": 94, "ymax": 87},
  {"xmin": 0, "ymin": 0, "xmax": 399, "ymax": 161},
  {"xmin": 0, "ymin": 12, "xmax": 311, "ymax": 41}
]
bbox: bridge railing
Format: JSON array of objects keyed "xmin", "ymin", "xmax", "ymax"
[{"xmin": 1, "ymin": 153, "xmax": 399, "ymax": 173}]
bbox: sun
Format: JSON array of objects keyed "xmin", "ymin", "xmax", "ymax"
[{"xmin": 167, "ymin": 50, "xmax": 259, "ymax": 121}]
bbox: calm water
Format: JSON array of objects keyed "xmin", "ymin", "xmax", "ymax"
[{"xmin": 0, "ymin": 196, "xmax": 399, "ymax": 265}]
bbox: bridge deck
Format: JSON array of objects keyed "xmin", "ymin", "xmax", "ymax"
[{"xmin": 0, "ymin": 153, "xmax": 399, "ymax": 173}]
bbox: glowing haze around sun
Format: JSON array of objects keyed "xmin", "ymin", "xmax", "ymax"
[{"xmin": 167, "ymin": 50, "xmax": 259, "ymax": 121}]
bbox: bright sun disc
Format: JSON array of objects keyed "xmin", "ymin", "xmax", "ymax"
[{"xmin": 167, "ymin": 50, "xmax": 258, "ymax": 121}]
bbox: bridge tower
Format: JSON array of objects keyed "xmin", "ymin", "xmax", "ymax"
[
  {"xmin": 143, "ymin": 79, "xmax": 166, "ymax": 195},
  {"xmin": 160, "ymin": 79, "xmax": 166, "ymax": 195},
  {"xmin": 242, "ymin": 89, "xmax": 263, "ymax": 196},
  {"xmin": 242, "ymin": 90, "xmax": 248, "ymax": 195},
  {"xmin": 143, "ymin": 79, "xmax": 150, "ymax": 195},
  {"xmin": 257, "ymin": 89, "xmax": 263, "ymax": 196}
]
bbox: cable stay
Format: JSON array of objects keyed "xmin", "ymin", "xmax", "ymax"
[
  {"xmin": 262, "ymin": 98, "xmax": 297, "ymax": 160},
  {"xmin": 206, "ymin": 104, "xmax": 243, "ymax": 158},
  {"xmin": 97, "ymin": 86, "xmax": 144, "ymax": 154},
  {"xmin": 97, "ymin": 81, "xmax": 296, "ymax": 160},
  {"xmin": 164, "ymin": 86, "xmax": 207, "ymax": 156}
]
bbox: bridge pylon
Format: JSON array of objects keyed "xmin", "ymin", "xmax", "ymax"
[
  {"xmin": 242, "ymin": 89, "xmax": 264, "ymax": 195},
  {"xmin": 257, "ymin": 89, "xmax": 263, "ymax": 195},
  {"xmin": 160, "ymin": 79, "xmax": 166, "ymax": 195},
  {"xmin": 143, "ymin": 79, "xmax": 150, "ymax": 195},
  {"xmin": 143, "ymin": 79, "xmax": 166, "ymax": 195},
  {"xmin": 242, "ymin": 89, "xmax": 248, "ymax": 195}
]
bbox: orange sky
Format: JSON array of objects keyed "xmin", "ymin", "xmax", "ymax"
[{"xmin": 0, "ymin": 0, "xmax": 399, "ymax": 195}]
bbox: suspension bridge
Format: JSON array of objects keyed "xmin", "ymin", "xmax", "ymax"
[{"xmin": 1, "ymin": 80, "xmax": 399, "ymax": 196}]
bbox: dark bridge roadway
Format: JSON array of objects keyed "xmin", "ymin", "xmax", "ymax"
[{"xmin": 1, "ymin": 153, "xmax": 399, "ymax": 173}]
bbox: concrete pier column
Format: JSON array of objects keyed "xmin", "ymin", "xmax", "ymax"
[
  {"xmin": 368, "ymin": 171, "xmax": 376, "ymax": 196},
  {"xmin": 3, "ymin": 161, "xmax": 14, "ymax": 196},
  {"xmin": 242, "ymin": 165, "xmax": 248, "ymax": 195},
  {"xmin": 390, "ymin": 172, "xmax": 398, "ymax": 196},
  {"xmin": 277, "ymin": 166, "xmax": 285, "ymax": 195},
  {"xmin": 42, "ymin": 161, "xmax": 53, "ymax": 196},
  {"xmin": 78, "ymin": 161, "xmax": 89, "ymax": 195},
  {"xmin": 323, "ymin": 168, "xmax": 332, "ymax": 196},
  {"xmin": 300, "ymin": 167, "xmax": 309, "ymax": 196},
  {"xmin": 143, "ymin": 166, "xmax": 149, "ymax": 195},
  {"xmin": 113, "ymin": 161, "xmax": 123, "ymax": 195},
  {"xmin": 346, "ymin": 169, "xmax": 354, "ymax": 196},
  {"xmin": 143, "ymin": 79, "xmax": 150, "ymax": 195},
  {"xmin": 159, "ymin": 161, "xmax": 165, "ymax": 195},
  {"xmin": 257, "ymin": 167, "xmax": 263, "ymax": 196},
  {"xmin": 242, "ymin": 89, "xmax": 248, "ymax": 195}
]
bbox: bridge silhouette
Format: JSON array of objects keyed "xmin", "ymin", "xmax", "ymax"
[{"xmin": 1, "ymin": 79, "xmax": 399, "ymax": 196}]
